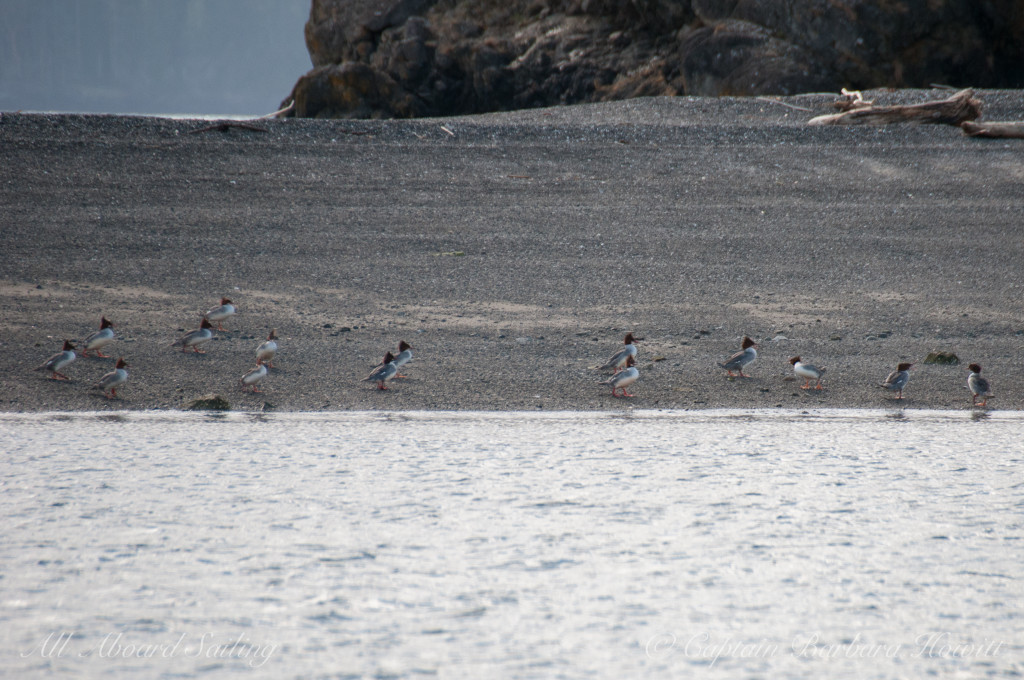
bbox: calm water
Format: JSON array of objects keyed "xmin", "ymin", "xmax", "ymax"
[{"xmin": 1, "ymin": 410, "xmax": 1022, "ymax": 679}]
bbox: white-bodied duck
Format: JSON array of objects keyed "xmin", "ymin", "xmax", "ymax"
[
  {"xmin": 599, "ymin": 355, "xmax": 639, "ymax": 397},
  {"xmin": 240, "ymin": 363, "xmax": 268, "ymax": 393},
  {"xmin": 364, "ymin": 351, "xmax": 397, "ymax": 390},
  {"xmin": 204, "ymin": 297, "xmax": 236, "ymax": 331},
  {"xmin": 94, "ymin": 357, "xmax": 129, "ymax": 399},
  {"xmin": 255, "ymin": 329, "xmax": 278, "ymax": 367},
  {"xmin": 719, "ymin": 336, "xmax": 759, "ymax": 377},
  {"xmin": 789, "ymin": 356, "xmax": 825, "ymax": 390},
  {"xmin": 35, "ymin": 340, "xmax": 76, "ymax": 380},
  {"xmin": 880, "ymin": 362, "xmax": 912, "ymax": 399},
  {"xmin": 598, "ymin": 332, "xmax": 639, "ymax": 373},
  {"xmin": 967, "ymin": 363, "xmax": 993, "ymax": 407},
  {"xmin": 80, "ymin": 316, "xmax": 116, "ymax": 358},
  {"xmin": 392, "ymin": 340, "xmax": 413, "ymax": 377},
  {"xmin": 172, "ymin": 318, "xmax": 214, "ymax": 353}
]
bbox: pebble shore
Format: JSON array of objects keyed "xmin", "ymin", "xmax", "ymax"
[{"xmin": 2, "ymin": 91, "xmax": 1022, "ymax": 412}]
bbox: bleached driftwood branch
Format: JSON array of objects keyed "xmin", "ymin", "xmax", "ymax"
[
  {"xmin": 808, "ymin": 88, "xmax": 981, "ymax": 127},
  {"xmin": 961, "ymin": 121, "xmax": 1024, "ymax": 138}
]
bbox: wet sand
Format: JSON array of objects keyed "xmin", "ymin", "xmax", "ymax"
[{"xmin": 2, "ymin": 90, "xmax": 1022, "ymax": 412}]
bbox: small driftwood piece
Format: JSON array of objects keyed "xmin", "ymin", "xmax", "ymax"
[
  {"xmin": 808, "ymin": 88, "xmax": 981, "ymax": 127},
  {"xmin": 961, "ymin": 121, "xmax": 1024, "ymax": 139},
  {"xmin": 188, "ymin": 121, "xmax": 268, "ymax": 135},
  {"xmin": 831, "ymin": 88, "xmax": 874, "ymax": 112},
  {"xmin": 263, "ymin": 100, "xmax": 294, "ymax": 119}
]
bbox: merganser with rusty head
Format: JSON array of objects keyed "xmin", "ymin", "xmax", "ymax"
[
  {"xmin": 204, "ymin": 297, "xmax": 236, "ymax": 331},
  {"xmin": 240, "ymin": 363, "xmax": 268, "ymax": 393},
  {"xmin": 789, "ymin": 356, "xmax": 825, "ymax": 389},
  {"xmin": 255, "ymin": 329, "xmax": 278, "ymax": 367},
  {"xmin": 94, "ymin": 358, "xmax": 129, "ymax": 399},
  {"xmin": 599, "ymin": 355, "xmax": 639, "ymax": 397},
  {"xmin": 80, "ymin": 317, "xmax": 116, "ymax": 358},
  {"xmin": 390, "ymin": 340, "xmax": 413, "ymax": 377},
  {"xmin": 598, "ymin": 333, "xmax": 639, "ymax": 373},
  {"xmin": 172, "ymin": 318, "xmax": 214, "ymax": 353},
  {"xmin": 880, "ymin": 362, "xmax": 912, "ymax": 399},
  {"xmin": 364, "ymin": 352, "xmax": 397, "ymax": 390},
  {"xmin": 718, "ymin": 336, "xmax": 759, "ymax": 377},
  {"xmin": 967, "ymin": 363, "xmax": 993, "ymax": 407},
  {"xmin": 35, "ymin": 340, "xmax": 76, "ymax": 380}
]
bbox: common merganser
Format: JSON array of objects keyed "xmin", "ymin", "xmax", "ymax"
[
  {"xmin": 789, "ymin": 356, "xmax": 825, "ymax": 389},
  {"xmin": 35, "ymin": 340, "xmax": 76, "ymax": 380},
  {"xmin": 240, "ymin": 363, "xmax": 268, "ymax": 392},
  {"xmin": 967, "ymin": 363, "xmax": 993, "ymax": 407},
  {"xmin": 204, "ymin": 297, "xmax": 236, "ymax": 331},
  {"xmin": 598, "ymin": 333, "xmax": 639, "ymax": 373},
  {"xmin": 364, "ymin": 352, "xmax": 397, "ymax": 390},
  {"xmin": 80, "ymin": 317, "xmax": 115, "ymax": 358},
  {"xmin": 255, "ymin": 329, "xmax": 278, "ymax": 367},
  {"xmin": 718, "ymin": 336, "xmax": 759, "ymax": 377},
  {"xmin": 880, "ymin": 362, "xmax": 912, "ymax": 399},
  {"xmin": 599, "ymin": 356, "xmax": 638, "ymax": 397},
  {"xmin": 392, "ymin": 341, "xmax": 413, "ymax": 377},
  {"xmin": 94, "ymin": 357, "xmax": 128, "ymax": 399},
  {"xmin": 172, "ymin": 318, "xmax": 214, "ymax": 353}
]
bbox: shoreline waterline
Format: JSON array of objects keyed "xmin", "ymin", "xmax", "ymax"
[{"xmin": 2, "ymin": 406, "xmax": 1019, "ymax": 424}]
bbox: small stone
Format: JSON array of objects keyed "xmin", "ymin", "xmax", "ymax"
[
  {"xmin": 184, "ymin": 394, "xmax": 231, "ymax": 411},
  {"xmin": 829, "ymin": 334, "xmax": 842, "ymax": 341},
  {"xmin": 924, "ymin": 351, "xmax": 960, "ymax": 365}
]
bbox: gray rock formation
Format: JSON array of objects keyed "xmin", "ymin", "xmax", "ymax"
[{"xmin": 283, "ymin": 0, "xmax": 1024, "ymax": 119}]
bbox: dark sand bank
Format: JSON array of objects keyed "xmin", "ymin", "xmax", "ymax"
[{"xmin": 2, "ymin": 91, "xmax": 1022, "ymax": 412}]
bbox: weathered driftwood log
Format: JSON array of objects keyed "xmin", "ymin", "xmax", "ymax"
[
  {"xmin": 961, "ymin": 121, "xmax": 1024, "ymax": 138},
  {"xmin": 808, "ymin": 89, "xmax": 981, "ymax": 127}
]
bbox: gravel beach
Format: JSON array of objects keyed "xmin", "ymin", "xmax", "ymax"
[{"xmin": 2, "ymin": 90, "xmax": 1022, "ymax": 412}]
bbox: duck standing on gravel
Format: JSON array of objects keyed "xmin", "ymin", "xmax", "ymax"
[
  {"xmin": 392, "ymin": 340, "xmax": 413, "ymax": 377},
  {"xmin": 240, "ymin": 363, "xmax": 268, "ymax": 393},
  {"xmin": 718, "ymin": 336, "xmax": 759, "ymax": 378},
  {"xmin": 204, "ymin": 297, "xmax": 236, "ymax": 331},
  {"xmin": 789, "ymin": 356, "xmax": 825, "ymax": 390},
  {"xmin": 80, "ymin": 317, "xmax": 116, "ymax": 358},
  {"xmin": 598, "ymin": 333, "xmax": 639, "ymax": 373},
  {"xmin": 967, "ymin": 363, "xmax": 993, "ymax": 407},
  {"xmin": 599, "ymin": 356, "xmax": 639, "ymax": 397},
  {"xmin": 172, "ymin": 318, "xmax": 214, "ymax": 353},
  {"xmin": 255, "ymin": 329, "xmax": 278, "ymax": 367},
  {"xmin": 35, "ymin": 340, "xmax": 76, "ymax": 380},
  {"xmin": 94, "ymin": 357, "xmax": 129, "ymax": 399},
  {"xmin": 880, "ymin": 362, "xmax": 912, "ymax": 399},
  {"xmin": 364, "ymin": 352, "xmax": 398, "ymax": 390}
]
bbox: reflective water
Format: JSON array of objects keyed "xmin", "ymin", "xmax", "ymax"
[{"xmin": 1, "ymin": 410, "xmax": 1022, "ymax": 679}]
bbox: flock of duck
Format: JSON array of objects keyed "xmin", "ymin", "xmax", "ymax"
[
  {"xmin": 33, "ymin": 298, "xmax": 279, "ymax": 398},
  {"xmin": 34, "ymin": 300, "xmax": 996, "ymax": 408},
  {"xmin": 588, "ymin": 332, "xmax": 993, "ymax": 407}
]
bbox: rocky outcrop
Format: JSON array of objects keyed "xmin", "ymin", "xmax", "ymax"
[{"xmin": 282, "ymin": 0, "xmax": 1024, "ymax": 119}]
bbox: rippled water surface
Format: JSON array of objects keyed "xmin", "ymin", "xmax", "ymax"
[{"xmin": 1, "ymin": 410, "xmax": 1022, "ymax": 679}]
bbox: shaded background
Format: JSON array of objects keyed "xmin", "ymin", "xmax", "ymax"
[{"xmin": 0, "ymin": 0, "xmax": 310, "ymax": 116}]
